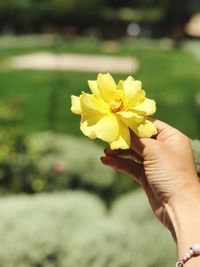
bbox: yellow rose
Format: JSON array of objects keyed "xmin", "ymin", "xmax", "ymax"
[{"xmin": 71, "ymin": 73, "xmax": 157, "ymax": 149}]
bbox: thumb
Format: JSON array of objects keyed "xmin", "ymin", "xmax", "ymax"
[
  {"xmin": 101, "ymin": 155, "xmax": 144, "ymax": 185},
  {"xmin": 130, "ymin": 131, "xmax": 158, "ymax": 157}
]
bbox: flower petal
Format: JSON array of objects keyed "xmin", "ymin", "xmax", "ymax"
[
  {"xmin": 133, "ymin": 120, "xmax": 157, "ymax": 138},
  {"xmin": 110, "ymin": 120, "xmax": 130, "ymax": 149},
  {"xmin": 133, "ymin": 98, "xmax": 156, "ymax": 116},
  {"xmin": 116, "ymin": 80, "xmax": 124, "ymax": 91},
  {"xmin": 80, "ymin": 117, "xmax": 98, "ymax": 139},
  {"xmin": 97, "ymin": 73, "xmax": 117, "ymax": 102},
  {"xmin": 71, "ymin": 95, "xmax": 82, "ymax": 114},
  {"xmin": 80, "ymin": 93, "xmax": 109, "ymax": 115},
  {"xmin": 95, "ymin": 114, "xmax": 119, "ymax": 142},
  {"xmin": 117, "ymin": 111, "xmax": 144, "ymax": 122},
  {"xmin": 80, "ymin": 114, "xmax": 119, "ymax": 142},
  {"xmin": 88, "ymin": 80, "xmax": 101, "ymax": 99},
  {"xmin": 123, "ymin": 76, "xmax": 142, "ymax": 103}
]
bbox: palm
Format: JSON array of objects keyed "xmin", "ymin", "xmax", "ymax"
[
  {"xmin": 130, "ymin": 164, "xmax": 175, "ymax": 237},
  {"xmin": 134, "ymin": 126, "xmax": 182, "ymax": 237},
  {"xmin": 102, "ymin": 119, "xmax": 196, "ymax": 240}
]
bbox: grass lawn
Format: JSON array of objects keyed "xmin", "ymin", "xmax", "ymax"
[{"xmin": 0, "ymin": 36, "xmax": 200, "ymax": 139}]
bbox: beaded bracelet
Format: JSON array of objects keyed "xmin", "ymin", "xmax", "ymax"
[{"xmin": 176, "ymin": 244, "xmax": 200, "ymax": 266}]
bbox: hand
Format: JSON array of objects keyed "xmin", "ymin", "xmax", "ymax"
[{"xmin": 101, "ymin": 119, "xmax": 200, "ymax": 238}]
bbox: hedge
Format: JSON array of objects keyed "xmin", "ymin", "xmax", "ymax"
[
  {"xmin": 0, "ymin": 191, "xmax": 105, "ymax": 267},
  {"xmin": 0, "ymin": 131, "xmax": 199, "ymax": 199},
  {"xmin": 0, "ymin": 132, "xmax": 115, "ymax": 194},
  {"xmin": 0, "ymin": 191, "xmax": 176, "ymax": 267}
]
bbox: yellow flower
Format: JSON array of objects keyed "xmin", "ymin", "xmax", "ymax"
[{"xmin": 71, "ymin": 73, "xmax": 157, "ymax": 149}]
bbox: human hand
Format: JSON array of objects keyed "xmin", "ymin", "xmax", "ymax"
[{"xmin": 101, "ymin": 119, "xmax": 200, "ymax": 238}]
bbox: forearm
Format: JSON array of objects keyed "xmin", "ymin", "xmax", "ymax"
[{"xmin": 165, "ymin": 183, "xmax": 200, "ymax": 266}]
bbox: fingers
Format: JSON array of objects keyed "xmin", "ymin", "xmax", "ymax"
[
  {"xmin": 101, "ymin": 153, "xmax": 161, "ymax": 210},
  {"xmin": 104, "ymin": 148, "xmax": 143, "ymax": 163},
  {"xmin": 130, "ymin": 131, "xmax": 146, "ymax": 156},
  {"xmin": 101, "ymin": 149, "xmax": 163, "ymax": 215},
  {"xmin": 143, "ymin": 118, "xmax": 178, "ymax": 136},
  {"xmin": 101, "ymin": 155, "xmax": 144, "ymax": 184},
  {"xmin": 151, "ymin": 118, "xmax": 181, "ymax": 137},
  {"xmin": 128, "ymin": 130, "xmax": 157, "ymax": 157},
  {"xmin": 105, "ymin": 119, "xmax": 177, "ymax": 159},
  {"xmin": 152, "ymin": 119, "xmax": 175, "ymax": 132},
  {"xmin": 151, "ymin": 119, "xmax": 182, "ymax": 142},
  {"xmin": 129, "ymin": 119, "xmax": 178, "ymax": 156}
]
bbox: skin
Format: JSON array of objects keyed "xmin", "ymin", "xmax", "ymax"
[{"xmin": 101, "ymin": 119, "xmax": 200, "ymax": 266}]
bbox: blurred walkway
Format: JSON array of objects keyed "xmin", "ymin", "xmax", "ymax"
[{"xmin": 5, "ymin": 52, "xmax": 139, "ymax": 74}]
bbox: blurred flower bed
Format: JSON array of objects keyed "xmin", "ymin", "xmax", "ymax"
[
  {"xmin": 0, "ymin": 103, "xmax": 138, "ymax": 201},
  {"xmin": 0, "ymin": 190, "xmax": 176, "ymax": 267}
]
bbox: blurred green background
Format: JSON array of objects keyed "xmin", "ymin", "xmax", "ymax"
[{"xmin": 0, "ymin": 0, "xmax": 200, "ymax": 266}]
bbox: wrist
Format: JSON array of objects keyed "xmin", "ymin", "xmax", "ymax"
[{"xmin": 164, "ymin": 181, "xmax": 200, "ymax": 255}]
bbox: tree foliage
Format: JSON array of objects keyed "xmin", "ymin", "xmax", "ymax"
[{"xmin": 0, "ymin": 0, "xmax": 198, "ymax": 34}]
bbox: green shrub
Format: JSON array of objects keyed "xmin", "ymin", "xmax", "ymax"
[
  {"xmin": 0, "ymin": 191, "xmax": 105, "ymax": 267},
  {"xmin": 191, "ymin": 139, "xmax": 200, "ymax": 176},
  {"xmin": 26, "ymin": 131, "xmax": 115, "ymax": 190},
  {"xmin": 1, "ymin": 118, "xmax": 199, "ymax": 199},
  {"xmin": 68, "ymin": 219, "xmax": 175, "ymax": 267},
  {"xmin": 0, "ymin": 102, "xmax": 30, "ymax": 193},
  {"xmin": 109, "ymin": 189, "xmax": 176, "ymax": 267},
  {"xmin": 0, "ymin": 102, "xmax": 24, "ymax": 162},
  {"xmin": 0, "ymin": 131, "xmax": 115, "ymax": 194},
  {"xmin": 0, "ymin": 191, "xmax": 176, "ymax": 267},
  {"xmin": 111, "ymin": 189, "xmax": 154, "ymax": 224}
]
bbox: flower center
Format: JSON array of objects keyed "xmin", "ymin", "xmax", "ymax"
[{"xmin": 110, "ymin": 99, "xmax": 124, "ymax": 113}]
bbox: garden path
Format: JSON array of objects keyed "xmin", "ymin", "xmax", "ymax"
[{"xmin": 5, "ymin": 52, "xmax": 139, "ymax": 74}]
